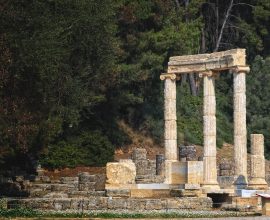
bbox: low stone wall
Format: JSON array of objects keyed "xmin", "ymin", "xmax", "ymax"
[{"xmin": 7, "ymin": 197, "xmax": 212, "ymax": 211}]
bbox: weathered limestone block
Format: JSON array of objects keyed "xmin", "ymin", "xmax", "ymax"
[
  {"xmin": 164, "ymin": 120, "xmax": 177, "ymax": 140},
  {"xmin": 203, "ymin": 116, "xmax": 216, "ymax": 136},
  {"xmin": 164, "ymin": 99, "xmax": 176, "ymax": 120},
  {"xmin": 249, "ymin": 134, "xmax": 268, "ymax": 189},
  {"xmin": 168, "ymin": 49, "xmax": 246, "ymax": 74},
  {"xmin": 164, "ymin": 139, "xmax": 178, "ymax": 160},
  {"xmin": 203, "ymin": 95, "xmax": 216, "ymax": 115},
  {"xmin": 132, "ymin": 148, "xmax": 147, "ymax": 161},
  {"xmin": 203, "ymin": 76, "xmax": 215, "ymax": 96},
  {"xmin": 203, "ymin": 135, "xmax": 217, "ymax": 156},
  {"xmin": 164, "ymin": 161, "xmax": 203, "ymax": 185},
  {"xmin": 203, "ymin": 156, "xmax": 219, "ymax": 187},
  {"xmin": 234, "ymin": 134, "xmax": 247, "ymax": 178},
  {"xmin": 78, "ymin": 172, "xmax": 96, "ymax": 183},
  {"xmin": 106, "ymin": 189, "xmax": 130, "ymax": 198},
  {"xmin": 233, "ymin": 93, "xmax": 246, "ymax": 112},
  {"xmin": 170, "ymin": 189, "xmax": 201, "ymax": 197},
  {"xmin": 106, "ymin": 160, "xmax": 136, "ymax": 185},
  {"xmin": 107, "ymin": 198, "xmax": 128, "ymax": 209},
  {"xmin": 233, "ymin": 72, "xmax": 246, "ymax": 93},
  {"xmin": 60, "ymin": 177, "xmax": 79, "ymax": 184},
  {"xmin": 127, "ymin": 199, "xmax": 146, "ymax": 210},
  {"xmin": 145, "ymin": 199, "xmax": 163, "ymax": 210},
  {"xmin": 164, "ymin": 78, "xmax": 176, "ymax": 99},
  {"xmin": 234, "ymin": 112, "xmax": 247, "ymax": 135},
  {"xmin": 251, "ymin": 134, "xmax": 264, "ymax": 156},
  {"xmin": 130, "ymin": 189, "xmax": 170, "ymax": 198},
  {"xmin": 179, "ymin": 145, "xmax": 197, "ymax": 161},
  {"xmin": 78, "ymin": 182, "xmax": 95, "ymax": 191}
]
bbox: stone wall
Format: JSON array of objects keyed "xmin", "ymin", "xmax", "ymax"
[{"xmin": 7, "ymin": 197, "xmax": 212, "ymax": 211}]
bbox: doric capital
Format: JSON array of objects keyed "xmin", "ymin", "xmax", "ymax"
[
  {"xmin": 199, "ymin": 70, "xmax": 218, "ymax": 78},
  {"xmin": 160, "ymin": 73, "xmax": 177, "ymax": 81},
  {"xmin": 230, "ymin": 65, "xmax": 250, "ymax": 74}
]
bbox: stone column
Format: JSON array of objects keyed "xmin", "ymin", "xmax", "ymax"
[
  {"xmin": 232, "ymin": 66, "xmax": 250, "ymax": 188},
  {"xmin": 201, "ymin": 71, "xmax": 219, "ymax": 189},
  {"xmin": 249, "ymin": 134, "xmax": 268, "ymax": 189},
  {"xmin": 160, "ymin": 73, "xmax": 177, "ymax": 183}
]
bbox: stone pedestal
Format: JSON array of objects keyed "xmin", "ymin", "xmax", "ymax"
[
  {"xmin": 233, "ymin": 66, "xmax": 249, "ymax": 188},
  {"xmin": 201, "ymin": 73, "xmax": 219, "ymax": 189},
  {"xmin": 160, "ymin": 74, "xmax": 178, "ymax": 184},
  {"xmin": 248, "ymin": 134, "xmax": 268, "ymax": 189}
]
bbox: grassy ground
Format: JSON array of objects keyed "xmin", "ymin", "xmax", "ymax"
[{"xmin": 0, "ymin": 208, "xmax": 261, "ymax": 219}]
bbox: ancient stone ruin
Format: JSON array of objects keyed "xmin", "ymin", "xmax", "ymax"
[{"xmin": 1, "ymin": 49, "xmax": 270, "ymax": 213}]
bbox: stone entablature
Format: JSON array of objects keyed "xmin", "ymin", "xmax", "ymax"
[{"xmin": 167, "ymin": 49, "xmax": 246, "ymax": 74}]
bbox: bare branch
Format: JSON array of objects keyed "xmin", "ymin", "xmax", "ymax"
[
  {"xmin": 214, "ymin": 0, "xmax": 234, "ymax": 52},
  {"xmin": 233, "ymin": 3, "xmax": 255, "ymax": 8}
]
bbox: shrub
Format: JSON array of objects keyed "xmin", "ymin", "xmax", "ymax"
[{"xmin": 40, "ymin": 131, "xmax": 114, "ymax": 169}]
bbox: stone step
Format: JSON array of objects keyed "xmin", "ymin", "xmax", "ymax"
[
  {"xmin": 7, "ymin": 197, "xmax": 212, "ymax": 211},
  {"xmin": 130, "ymin": 189, "xmax": 171, "ymax": 198},
  {"xmin": 170, "ymin": 189, "xmax": 202, "ymax": 197},
  {"xmin": 68, "ymin": 191, "xmax": 105, "ymax": 198}
]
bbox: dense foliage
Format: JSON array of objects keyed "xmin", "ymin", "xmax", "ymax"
[{"xmin": 1, "ymin": 0, "xmax": 270, "ymax": 169}]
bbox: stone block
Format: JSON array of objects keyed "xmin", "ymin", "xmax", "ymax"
[
  {"xmin": 164, "ymin": 161, "xmax": 186, "ymax": 184},
  {"xmin": 164, "ymin": 78, "xmax": 176, "ymax": 99},
  {"xmin": 203, "ymin": 136, "xmax": 216, "ymax": 156},
  {"xmin": 170, "ymin": 189, "xmax": 201, "ymax": 197},
  {"xmin": 251, "ymin": 134, "xmax": 264, "ymax": 155},
  {"xmin": 233, "ymin": 72, "xmax": 246, "ymax": 93},
  {"xmin": 95, "ymin": 174, "xmax": 106, "ymax": 190},
  {"xmin": 164, "ymin": 140, "xmax": 178, "ymax": 160},
  {"xmin": 51, "ymin": 184, "xmax": 73, "ymax": 192},
  {"xmin": 106, "ymin": 189, "xmax": 130, "ymax": 197},
  {"xmin": 106, "ymin": 160, "xmax": 136, "ymax": 185},
  {"xmin": 60, "ymin": 177, "xmax": 79, "ymax": 184},
  {"xmin": 203, "ymin": 116, "xmax": 216, "ymax": 136},
  {"xmin": 234, "ymin": 112, "xmax": 246, "ymax": 135},
  {"xmin": 127, "ymin": 199, "xmax": 146, "ymax": 210},
  {"xmin": 186, "ymin": 161, "xmax": 203, "ymax": 184},
  {"xmin": 164, "ymin": 99, "xmax": 176, "ymax": 120},
  {"xmin": 53, "ymin": 199, "xmax": 71, "ymax": 210},
  {"xmin": 78, "ymin": 182, "xmax": 95, "ymax": 191},
  {"xmin": 164, "ymin": 120, "xmax": 177, "ymax": 140},
  {"xmin": 145, "ymin": 199, "xmax": 163, "ymax": 210},
  {"xmin": 262, "ymin": 198, "xmax": 270, "ymax": 216},
  {"xmin": 233, "ymin": 93, "xmax": 246, "ymax": 112},
  {"xmin": 217, "ymin": 176, "xmax": 234, "ymax": 189},
  {"xmin": 132, "ymin": 148, "xmax": 147, "ymax": 161},
  {"xmin": 78, "ymin": 172, "xmax": 96, "ymax": 183},
  {"xmin": 203, "ymin": 95, "xmax": 215, "ymax": 115},
  {"xmin": 130, "ymin": 189, "xmax": 170, "ymax": 198},
  {"xmin": 107, "ymin": 198, "xmax": 127, "ymax": 209}
]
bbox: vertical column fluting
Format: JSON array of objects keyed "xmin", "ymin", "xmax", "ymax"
[
  {"xmin": 249, "ymin": 134, "xmax": 268, "ymax": 189},
  {"xmin": 233, "ymin": 66, "xmax": 249, "ymax": 188},
  {"xmin": 160, "ymin": 73, "xmax": 177, "ymax": 183},
  {"xmin": 201, "ymin": 72, "xmax": 219, "ymax": 188}
]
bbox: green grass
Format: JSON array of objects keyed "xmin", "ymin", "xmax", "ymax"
[{"xmin": 0, "ymin": 208, "xmax": 261, "ymax": 219}]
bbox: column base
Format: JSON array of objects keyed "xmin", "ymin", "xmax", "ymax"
[{"xmin": 248, "ymin": 178, "xmax": 268, "ymax": 190}]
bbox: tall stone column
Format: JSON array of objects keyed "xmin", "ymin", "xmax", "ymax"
[
  {"xmin": 160, "ymin": 73, "xmax": 178, "ymax": 183},
  {"xmin": 233, "ymin": 66, "xmax": 250, "ymax": 188},
  {"xmin": 249, "ymin": 134, "xmax": 268, "ymax": 189},
  {"xmin": 201, "ymin": 71, "xmax": 219, "ymax": 189}
]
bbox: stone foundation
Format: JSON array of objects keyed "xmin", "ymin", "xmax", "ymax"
[{"xmin": 7, "ymin": 197, "xmax": 212, "ymax": 211}]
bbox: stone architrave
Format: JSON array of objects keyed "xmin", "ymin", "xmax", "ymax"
[
  {"xmin": 232, "ymin": 66, "xmax": 249, "ymax": 188},
  {"xmin": 160, "ymin": 73, "xmax": 178, "ymax": 184},
  {"xmin": 249, "ymin": 134, "xmax": 268, "ymax": 189},
  {"xmin": 200, "ymin": 71, "xmax": 219, "ymax": 189}
]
